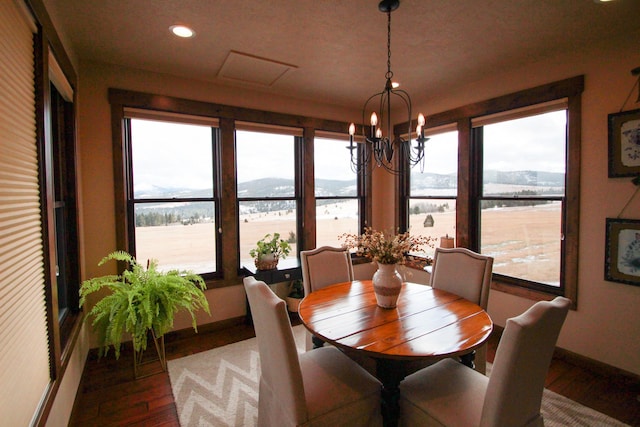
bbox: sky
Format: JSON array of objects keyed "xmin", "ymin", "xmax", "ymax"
[{"xmin": 131, "ymin": 109, "xmax": 566, "ymax": 192}]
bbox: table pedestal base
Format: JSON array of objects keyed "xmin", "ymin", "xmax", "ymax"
[{"xmin": 376, "ymin": 358, "xmax": 405, "ymax": 427}]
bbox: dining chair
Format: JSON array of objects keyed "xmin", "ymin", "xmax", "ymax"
[
  {"xmin": 300, "ymin": 246, "xmax": 354, "ymax": 350},
  {"xmin": 399, "ymin": 296, "xmax": 571, "ymax": 427},
  {"xmin": 429, "ymin": 247, "xmax": 494, "ymax": 374},
  {"xmin": 243, "ymin": 276, "xmax": 382, "ymax": 427}
]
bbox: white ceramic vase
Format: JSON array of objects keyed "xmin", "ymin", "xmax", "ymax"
[{"xmin": 372, "ymin": 263, "xmax": 402, "ymax": 308}]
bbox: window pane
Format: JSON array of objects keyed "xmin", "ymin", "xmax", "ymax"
[
  {"xmin": 134, "ymin": 202, "xmax": 216, "ymax": 274},
  {"xmin": 236, "ymin": 130, "xmax": 295, "ymax": 196},
  {"xmin": 482, "ymin": 111, "xmax": 566, "ymax": 197},
  {"xmin": 316, "ymin": 199, "xmax": 359, "ymax": 247},
  {"xmin": 131, "ymin": 119, "xmax": 213, "ymax": 198},
  {"xmin": 408, "ymin": 198, "xmax": 456, "ymax": 258},
  {"xmin": 480, "ymin": 201, "xmax": 562, "ymax": 286},
  {"xmin": 315, "ymin": 137, "xmax": 357, "ymax": 196},
  {"xmin": 239, "ymin": 201, "xmax": 297, "ymax": 265},
  {"xmin": 411, "ymin": 131, "xmax": 458, "ymax": 196}
]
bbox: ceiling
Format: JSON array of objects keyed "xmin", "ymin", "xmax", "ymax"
[{"xmin": 43, "ymin": 0, "xmax": 639, "ymax": 110}]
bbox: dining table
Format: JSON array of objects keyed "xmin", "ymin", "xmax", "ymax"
[{"xmin": 298, "ymin": 280, "xmax": 493, "ymax": 427}]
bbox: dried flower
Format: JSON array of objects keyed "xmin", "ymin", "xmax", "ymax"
[{"xmin": 339, "ymin": 227, "xmax": 434, "ymax": 265}]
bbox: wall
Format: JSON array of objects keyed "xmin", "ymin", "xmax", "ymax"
[
  {"xmin": 412, "ymin": 33, "xmax": 640, "ymax": 375},
  {"xmin": 76, "ymin": 60, "xmax": 363, "ymax": 336},
  {"xmin": 75, "ymin": 32, "xmax": 640, "ymax": 380}
]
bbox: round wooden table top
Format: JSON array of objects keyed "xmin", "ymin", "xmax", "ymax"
[{"xmin": 298, "ymin": 280, "xmax": 493, "ymax": 361}]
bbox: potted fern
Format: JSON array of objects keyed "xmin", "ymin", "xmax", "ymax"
[
  {"xmin": 79, "ymin": 250, "xmax": 210, "ymax": 376},
  {"xmin": 249, "ymin": 232, "xmax": 292, "ymax": 270}
]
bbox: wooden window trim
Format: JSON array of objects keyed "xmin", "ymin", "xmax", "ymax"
[
  {"xmin": 396, "ymin": 76, "xmax": 583, "ymax": 306},
  {"xmin": 109, "ymin": 89, "xmax": 370, "ymax": 288}
]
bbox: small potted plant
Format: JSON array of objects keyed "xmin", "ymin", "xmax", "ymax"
[
  {"xmin": 79, "ymin": 250, "xmax": 210, "ymax": 376},
  {"xmin": 249, "ymin": 232, "xmax": 292, "ymax": 270},
  {"xmin": 286, "ymin": 279, "xmax": 305, "ymax": 312}
]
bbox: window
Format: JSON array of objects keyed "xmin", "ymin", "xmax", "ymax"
[
  {"xmin": 314, "ymin": 136, "xmax": 361, "ymax": 247},
  {"xmin": 236, "ymin": 126, "xmax": 300, "ymax": 266},
  {"xmin": 476, "ymin": 109, "xmax": 566, "ymax": 287},
  {"xmin": 407, "ymin": 130, "xmax": 458, "ymax": 258},
  {"xmin": 126, "ymin": 114, "xmax": 221, "ymax": 277},
  {"xmin": 110, "ymin": 89, "xmax": 369, "ymax": 287},
  {"xmin": 50, "ymin": 81, "xmax": 81, "ymax": 348},
  {"xmin": 399, "ymin": 76, "xmax": 582, "ymax": 301}
]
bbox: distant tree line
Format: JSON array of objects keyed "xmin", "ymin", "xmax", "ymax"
[
  {"xmin": 135, "ymin": 204, "xmax": 214, "ymax": 227},
  {"xmin": 411, "ymin": 202, "xmax": 450, "ymax": 215},
  {"xmin": 480, "ymin": 190, "xmax": 552, "ymax": 209}
]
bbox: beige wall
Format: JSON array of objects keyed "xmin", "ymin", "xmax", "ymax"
[
  {"xmin": 420, "ymin": 33, "xmax": 640, "ymax": 375},
  {"xmin": 74, "ymin": 30, "xmax": 640, "ymax": 383}
]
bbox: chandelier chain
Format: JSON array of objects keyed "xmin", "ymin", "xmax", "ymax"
[
  {"xmin": 347, "ymin": 0, "xmax": 428, "ymax": 175},
  {"xmin": 386, "ymin": 10, "xmax": 392, "ymax": 79}
]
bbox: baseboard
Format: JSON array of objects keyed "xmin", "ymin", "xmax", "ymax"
[
  {"xmin": 166, "ymin": 316, "xmax": 248, "ymax": 341},
  {"xmin": 491, "ymin": 325, "xmax": 640, "ymax": 383}
]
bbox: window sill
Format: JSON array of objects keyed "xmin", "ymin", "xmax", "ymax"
[
  {"xmin": 491, "ymin": 278, "xmax": 567, "ymax": 304},
  {"xmin": 403, "ymin": 257, "xmax": 565, "ymax": 305}
]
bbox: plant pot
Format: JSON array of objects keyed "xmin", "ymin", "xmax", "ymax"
[
  {"xmin": 372, "ymin": 263, "xmax": 402, "ymax": 308},
  {"xmin": 255, "ymin": 253, "xmax": 279, "ymax": 270},
  {"xmin": 286, "ymin": 296, "xmax": 302, "ymax": 312}
]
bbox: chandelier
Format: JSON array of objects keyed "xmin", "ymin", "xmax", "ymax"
[{"xmin": 348, "ymin": 0, "xmax": 429, "ymax": 175}]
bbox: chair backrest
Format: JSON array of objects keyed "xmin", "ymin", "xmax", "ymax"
[
  {"xmin": 429, "ymin": 247, "xmax": 493, "ymax": 309},
  {"xmin": 243, "ymin": 276, "xmax": 307, "ymax": 425},
  {"xmin": 481, "ymin": 296, "xmax": 571, "ymax": 427},
  {"xmin": 300, "ymin": 246, "xmax": 354, "ymax": 297}
]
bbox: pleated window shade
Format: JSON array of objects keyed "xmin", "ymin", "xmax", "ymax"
[{"xmin": 0, "ymin": 1, "xmax": 52, "ymax": 426}]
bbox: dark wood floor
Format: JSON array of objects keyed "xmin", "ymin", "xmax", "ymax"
[{"xmin": 69, "ymin": 316, "xmax": 640, "ymax": 427}]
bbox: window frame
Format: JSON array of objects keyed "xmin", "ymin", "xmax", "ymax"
[
  {"xmin": 235, "ymin": 125, "xmax": 303, "ymax": 265},
  {"xmin": 398, "ymin": 76, "xmax": 583, "ymax": 304},
  {"xmin": 472, "ymin": 106, "xmax": 568, "ymax": 293},
  {"xmin": 124, "ymin": 114, "xmax": 223, "ymax": 279},
  {"xmin": 313, "ymin": 133, "xmax": 366, "ymax": 248},
  {"xmin": 109, "ymin": 89, "xmax": 372, "ymax": 288}
]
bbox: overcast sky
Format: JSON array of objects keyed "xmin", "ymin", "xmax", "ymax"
[{"xmin": 131, "ymin": 109, "xmax": 566, "ymax": 192}]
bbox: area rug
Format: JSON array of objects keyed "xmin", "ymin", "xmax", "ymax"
[{"xmin": 168, "ymin": 326, "xmax": 629, "ymax": 427}]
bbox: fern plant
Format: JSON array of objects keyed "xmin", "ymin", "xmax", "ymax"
[{"xmin": 79, "ymin": 250, "xmax": 210, "ymax": 359}]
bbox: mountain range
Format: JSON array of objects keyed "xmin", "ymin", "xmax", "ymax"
[{"xmin": 135, "ymin": 170, "xmax": 564, "ymax": 200}]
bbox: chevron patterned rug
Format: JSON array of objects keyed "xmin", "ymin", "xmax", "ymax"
[{"xmin": 168, "ymin": 325, "xmax": 629, "ymax": 427}]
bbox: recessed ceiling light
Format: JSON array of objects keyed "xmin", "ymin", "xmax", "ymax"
[{"xmin": 170, "ymin": 25, "xmax": 195, "ymax": 38}]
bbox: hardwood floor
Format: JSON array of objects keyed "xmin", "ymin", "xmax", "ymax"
[{"xmin": 69, "ymin": 316, "xmax": 640, "ymax": 427}]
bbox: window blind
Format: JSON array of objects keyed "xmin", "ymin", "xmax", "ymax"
[{"xmin": 0, "ymin": 2, "xmax": 50, "ymax": 426}]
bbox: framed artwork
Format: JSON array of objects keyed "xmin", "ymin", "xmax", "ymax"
[
  {"xmin": 605, "ymin": 218, "xmax": 640, "ymax": 286},
  {"xmin": 608, "ymin": 108, "xmax": 640, "ymax": 177}
]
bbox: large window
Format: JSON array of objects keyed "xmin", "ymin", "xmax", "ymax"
[
  {"xmin": 400, "ymin": 76, "xmax": 582, "ymax": 301},
  {"xmin": 236, "ymin": 127, "xmax": 300, "ymax": 266},
  {"xmin": 314, "ymin": 136, "xmax": 360, "ymax": 247},
  {"xmin": 475, "ymin": 108, "xmax": 566, "ymax": 287},
  {"xmin": 127, "ymin": 115, "xmax": 220, "ymax": 276},
  {"xmin": 110, "ymin": 89, "xmax": 368, "ymax": 287},
  {"xmin": 407, "ymin": 130, "xmax": 458, "ymax": 258}
]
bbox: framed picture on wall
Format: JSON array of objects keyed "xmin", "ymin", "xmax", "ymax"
[
  {"xmin": 605, "ymin": 218, "xmax": 640, "ymax": 286},
  {"xmin": 608, "ymin": 108, "xmax": 640, "ymax": 177}
]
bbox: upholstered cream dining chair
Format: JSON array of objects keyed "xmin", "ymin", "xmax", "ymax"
[
  {"xmin": 300, "ymin": 246, "xmax": 354, "ymax": 350},
  {"xmin": 429, "ymin": 247, "xmax": 494, "ymax": 374},
  {"xmin": 243, "ymin": 276, "xmax": 382, "ymax": 427},
  {"xmin": 399, "ymin": 296, "xmax": 571, "ymax": 427}
]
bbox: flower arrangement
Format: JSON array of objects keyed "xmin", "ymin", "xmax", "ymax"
[{"xmin": 339, "ymin": 227, "xmax": 434, "ymax": 265}]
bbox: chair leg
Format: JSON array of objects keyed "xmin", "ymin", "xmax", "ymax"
[
  {"xmin": 312, "ymin": 335, "xmax": 325, "ymax": 349},
  {"xmin": 459, "ymin": 350, "xmax": 475, "ymax": 369}
]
